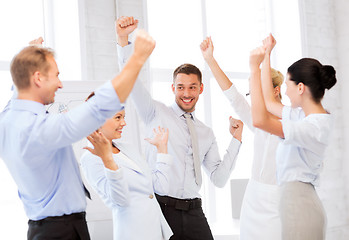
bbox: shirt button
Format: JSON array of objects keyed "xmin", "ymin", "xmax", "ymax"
[{"xmin": 149, "ymin": 194, "xmax": 154, "ymax": 199}]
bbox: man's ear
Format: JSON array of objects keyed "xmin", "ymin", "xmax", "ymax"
[
  {"xmin": 199, "ymin": 83, "xmax": 204, "ymax": 94},
  {"xmin": 171, "ymin": 83, "xmax": 175, "ymax": 94},
  {"xmin": 32, "ymin": 71, "xmax": 42, "ymax": 88}
]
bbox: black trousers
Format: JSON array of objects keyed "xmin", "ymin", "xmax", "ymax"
[
  {"xmin": 156, "ymin": 194, "xmax": 214, "ymax": 240},
  {"xmin": 27, "ymin": 212, "xmax": 90, "ymax": 240}
]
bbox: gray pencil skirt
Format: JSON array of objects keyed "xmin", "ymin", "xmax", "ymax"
[{"xmin": 279, "ymin": 181, "xmax": 326, "ymax": 240}]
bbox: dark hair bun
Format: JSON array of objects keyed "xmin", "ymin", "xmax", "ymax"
[{"xmin": 320, "ymin": 65, "xmax": 337, "ymax": 90}]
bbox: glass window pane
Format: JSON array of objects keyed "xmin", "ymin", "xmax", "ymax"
[
  {"xmin": 0, "ymin": 0, "xmax": 44, "ymax": 62},
  {"xmin": 47, "ymin": 0, "xmax": 82, "ymax": 81},
  {"xmin": 206, "ymin": 0, "xmax": 267, "ymax": 72},
  {"xmin": 210, "ymin": 77, "xmax": 253, "ymax": 179},
  {"xmin": 147, "ymin": 0, "xmax": 204, "ymax": 69}
]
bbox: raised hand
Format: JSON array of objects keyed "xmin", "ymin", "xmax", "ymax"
[
  {"xmin": 133, "ymin": 29, "xmax": 156, "ymax": 64},
  {"xmin": 29, "ymin": 37, "xmax": 44, "ymax": 46},
  {"xmin": 229, "ymin": 117, "xmax": 244, "ymax": 142},
  {"xmin": 262, "ymin": 33, "xmax": 276, "ymax": 55},
  {"xmin": 145, "ymin": 127, "xmax": 169, "ymax": 154},
  {"xmin": 249, "ymin": 46, "xmax": 266, "ymax": 71},
  {"xmin": 116, "ymin": 16, "xmax": 139, "ymax": 46},
  {"xmin": 200, "ymin": 36, "xmax": 214, "ymax": 61},
  {"xmin": 84, "ymin": 131, "xmax": 115, "ymax": 166}
]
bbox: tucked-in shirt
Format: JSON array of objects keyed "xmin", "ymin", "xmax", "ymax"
[
  {"xmin": 0, "ymin": 81, "xmax": 122, "ymax": 220},
  {"xmin": 224, "ymin": 85, "xmax": 280, "ymax": 185},
  {"xmin": 118, "ymin": 44, "xmax": 241, "ymax": 199},
  {"xmin": 276, "ymin": 106, "xmax": 332, "ymax": 186},
  {"xmin": 80, "ymin": 142, "xmax": 173, "ymax": 240}
]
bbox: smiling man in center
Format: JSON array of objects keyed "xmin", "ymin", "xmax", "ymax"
[{"xmin": 116, "ymin": 16, "xmax": 244, "ymax": 240}]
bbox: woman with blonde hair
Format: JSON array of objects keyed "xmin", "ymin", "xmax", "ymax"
[{"xmin": 200, "ymin": 36, "xmax": 284, "ymax": 239}]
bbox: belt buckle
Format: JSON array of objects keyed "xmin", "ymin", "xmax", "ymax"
[{"xmin": 175, "ymin": 200, "xmax": 190, "ymax": 211}]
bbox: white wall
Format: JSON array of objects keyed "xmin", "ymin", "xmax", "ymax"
[{"xmin": 300, "ymin": 0, "xmax": 349, "ymax": 239}]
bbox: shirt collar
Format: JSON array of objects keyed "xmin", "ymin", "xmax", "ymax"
[
  {"xmin": 10, "ymin": 99, "xmax": 47, "ymax": 115},
  {"xmin": 171, "ymin": 102, "xmax": 197, "ymax": 121}
]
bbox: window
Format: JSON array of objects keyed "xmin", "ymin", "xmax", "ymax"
[{"xmin": 146, "ymin": 0, "xmax": 302, "ymax": 237}]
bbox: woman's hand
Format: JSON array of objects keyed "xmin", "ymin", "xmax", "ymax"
[
  {"xmin": 145, "ymin": 127, "xmax": 169, "ymax": 154},
  {"xmin": 249, "ymin": 46, "xmax": 266, "ymax": 72},
  {"xmin": 84, "ymin": 131, "xmax": 118, "ymax": 170}
]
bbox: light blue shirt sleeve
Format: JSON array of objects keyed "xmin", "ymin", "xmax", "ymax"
[{"xmin": 23, "ymin": 81, "xmax": 123, "ymax": 154}]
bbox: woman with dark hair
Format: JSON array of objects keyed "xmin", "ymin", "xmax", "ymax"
[
  {"xmin": 249, "ymin": 34, "xmax": 336, "ymax": 240},
  {"xmin": 80, "ymin": 93, "xmax": 173, "ymax": 240}
]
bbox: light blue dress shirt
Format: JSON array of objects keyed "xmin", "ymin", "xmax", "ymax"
[
  {"xmin": 117, "ymin": 44, "xmax": 241, "ymax": 199},
  {"xmin": 0, "ymin": 81, "xmax": 122, "ymax": 220}
]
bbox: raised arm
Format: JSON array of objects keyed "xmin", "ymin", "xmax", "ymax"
[
  {"xmin": 112, "ymin": 29, "xmax": 155, "ymax": 103},
  {"xmin": 200, "ymin": 37, "xmax": 232, "ymax": 90},
  {"xmin": 202, "ymin": 118, "xmax": 243, "ymax": 188},
  {"xmin": 261, "ymin": 34, "xmax": 284, "ymax": 118},
  {"xmin": 249, "ymin": 46, "xmax": 284, "ymax": 138},
  {"xmin": 116, "ymin": 16, "xmax": 139, "ymax": 47},
  {"xmin": 84, "ymin": 131, "xmax": 118, "ymax": 170},
  {"xmin": 145, "ymin": 127, "xmax": 173, "ymax": 195},
  {"xmin": 200, "ymin": 37, "xmax": 253, "ymax": 130},
  {"xmin": 116, "ymin": 16, "xmax": 156, "ymax": 124},
  {"xmin": 81, "ymin": 131, "xmax": 130, "ymax": 207}
]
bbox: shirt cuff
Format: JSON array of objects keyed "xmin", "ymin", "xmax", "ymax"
[
  {"xmin": 223, "ymin": 84, "xmax": 240, "ymax": 102},
  {"xmin": 229, "ymin": 137, "xmax": 242, "ymax": 152},
  {"xmin": 94, "ymin": 80, "xmax": 125, "ymax": 110},
  {"xmin": 156, "ymin": 153, "xmax": 173, "ymax": 165},
  {"xmin": 117, "ymin": 42, "xmax": 133, "ymax": 65},
  {"xmin": 104, "ymin": 167, "xmax": 124, "ymax": 181}
]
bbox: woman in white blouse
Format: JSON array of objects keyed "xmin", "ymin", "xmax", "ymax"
[
  {"xmin": 80, "ymin": 93, "xmax": 173, "ymax": 240},
  {"xmin": 249, "ymin": 34, "xmax": 337, "ymax": 240},
  {"xmin": 200, "ymin": 37, "xmax": 283, "ymax": 239}
]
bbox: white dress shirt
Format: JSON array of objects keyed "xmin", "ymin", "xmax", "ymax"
[
  {"xmin": 224, "ymin": 84, "xmax": 282, "ymax": 240},
  {"xmin": 276, "ymin": 106, "xmax": 332, "ymax": 186},
  {"xmin": 224, "ymin": 85, "xmax": 280, "ymax": 185},
  {"xmin": 118, "ymin": 44, "xmax": 241, "ymax": 199}
]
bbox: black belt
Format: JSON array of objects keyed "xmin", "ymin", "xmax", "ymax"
[
  {"xmin": 155, "ymin": 194, "xmax": 202, "ymax": 211},
  {"xmin": 29, "ymin": 212, "xmax": 86, "ymax": 225}
]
